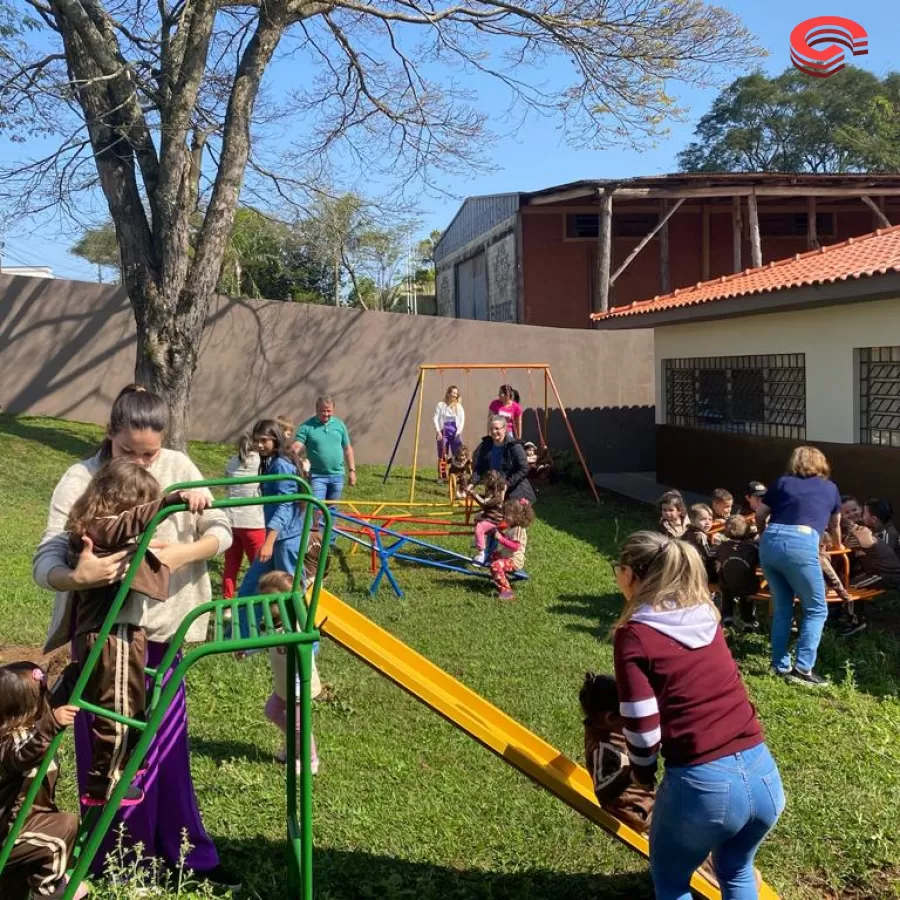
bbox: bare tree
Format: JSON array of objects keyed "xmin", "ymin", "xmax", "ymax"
[{"xmin": 0, "ymin": 0, "xmax": 761, "ymax": 448}]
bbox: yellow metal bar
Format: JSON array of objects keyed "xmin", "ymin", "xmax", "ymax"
[
  {"xmin": 419, "ymin": 363, "xmax": 551, "ymax": 370},
  {"xmin": 410, "ymin": 366, "xmax": 426, "ymax": 504},
  {"xmin": 315, "ymin": 589, "xmax": 779, "ymax": 900}
]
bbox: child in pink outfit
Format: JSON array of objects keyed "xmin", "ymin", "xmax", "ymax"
[
  {"xmin": 467, "ymin": 471, "xmax": 507, "ymax": 565},
  {"xmin": 257, "ymin": 571, "xmax": 321, "ymax": 774}
]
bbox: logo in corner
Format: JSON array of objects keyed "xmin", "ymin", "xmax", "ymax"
[{"xmin": 790, "ymin": 17, "xmax": 868, "ymax": 78}]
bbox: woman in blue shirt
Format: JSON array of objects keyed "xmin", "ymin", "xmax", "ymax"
[{"xmin": 755, "ymin": 446, "xmax": 842, "ymax": 687}]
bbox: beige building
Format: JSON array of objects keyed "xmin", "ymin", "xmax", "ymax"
[{"xmin": 592, "ymin": 226, "xmax": 900, "ymax": 503}]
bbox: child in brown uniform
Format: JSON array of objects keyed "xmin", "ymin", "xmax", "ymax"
[
  {"xmin": 0, "ymin": 662, "xmax": 86, "ymax": 900},
  {"xmin": 656, "ymin": 491, "xmax": 687, "ymax": 539},
  {"xmin": 716, "ymin": 516, "xmax": 762, "ymax": 631},
  {"xmin": 57, "ymin": 458, "xmax": 210, "ymax": 807},
  {"xmin": 681, "ymin": 503, "xmax": 718, "ymax": 583},
  {"xmin": 579, "ymin": 672, "xmax": 759, "ymax": 892}
]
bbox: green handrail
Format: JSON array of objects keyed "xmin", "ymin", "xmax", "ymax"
[{"xmin": 0, "ymin": 474, "xmax": 330, "ymax": 900}]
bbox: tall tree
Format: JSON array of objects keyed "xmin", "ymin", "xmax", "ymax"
[
  {"xmin": 70, "ymin": 221, "xmax": 120, "ymax": 281},
  {"xmin": 0, "ymin": 0, "xmax": 760, "ymax": 448},
  {"xmin": 678, "ymin": 68, "xmax": 900, "ymax": 174}
]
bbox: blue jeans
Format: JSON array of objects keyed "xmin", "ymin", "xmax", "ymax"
[
  {"xmin": 760, "ymin": 523, "xmax": 827, "ymax": 673},
  {"xmin": 235, "ymin": 534, "xmax": 301, "ymax": 637},
  {"xmin": 311, "ymin": 473, "xmax": 344, "ymax": 542},
  {"xmin": 650, "ymin": 743, "xmax": 785, "ymax": 900}
]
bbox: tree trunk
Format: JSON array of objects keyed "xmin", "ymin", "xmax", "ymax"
[{"xmin": 132, "ymin": 288, "xmax": 206, "ymax": 452}]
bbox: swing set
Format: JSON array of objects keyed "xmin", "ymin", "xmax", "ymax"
[{"xmin": 383, "ymin": 364, "xmax": 600, "ymax": 504}]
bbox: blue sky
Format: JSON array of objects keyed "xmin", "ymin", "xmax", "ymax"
[{"xmin": 0, "ymin": 0, "xmax": 894, "ymax": 283}]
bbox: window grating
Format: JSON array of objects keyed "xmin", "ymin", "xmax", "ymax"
[
  {"xmin": 665, "ymin": 355, "xmax": 806, "ymax": 439},
  {"xmin": 859, "ymin": 346, "xmax": 900, "ymax": 447}
]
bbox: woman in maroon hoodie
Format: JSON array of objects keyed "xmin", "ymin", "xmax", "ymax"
[{"xmin": 612, "ymin": 531, "xmax": 784, "ymax": 900}]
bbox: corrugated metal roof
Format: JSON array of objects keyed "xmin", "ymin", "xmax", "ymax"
[
  {"xmin": 590, "ymin": 225, "xmax": 900, "ymax": 322},
  {"xmin": 433, "ymin": 194, "xmax": 519, "ymax": 261}
]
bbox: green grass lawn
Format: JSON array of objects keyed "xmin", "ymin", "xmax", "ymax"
[{"xmin": 1, "ymin": 412, "xmax": 899, "ymax": 900}]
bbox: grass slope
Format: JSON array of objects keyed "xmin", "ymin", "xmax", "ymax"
[{"xmin": 1, "ymin": 413, "xmax": 898, "ymax": 900}]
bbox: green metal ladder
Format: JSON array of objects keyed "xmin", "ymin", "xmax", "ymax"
[{"xmin": 0, "ymin": 474, "xmax": 329, "ymax": 900}]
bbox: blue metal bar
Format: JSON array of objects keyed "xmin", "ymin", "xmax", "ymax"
[{"xmin": 383, "ymin": 375, "xmax": 422, "ymax": 484}]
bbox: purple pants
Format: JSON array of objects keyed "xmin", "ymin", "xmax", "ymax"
[
  {"xmin": 73, "ymin": 640, "xmax": 219, "ymax": 875},
  {"xmin": 436, "ymin": 421, "xmax": 462, "ymax": 462}
]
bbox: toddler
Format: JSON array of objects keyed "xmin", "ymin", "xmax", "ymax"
[
  {"xmin": 468, "ymin": 471, "xmax": 507, "ymax": 565},
  {"xmin": 61, "ymin": 458, "xmax": 209, "ymax": 806},
  {"xmin": 449, "ymin": 445, "xmax": 473, "ymax": 500},
  {"xmin": 716, "ymin": 515, "xmax": 761, "ymax": 631},
  {"xmin": 488, "ymin": 498, "xmax": 534, "ymax": 601},
  {"xmin": 820, "ymin": 533, "xmax": 852, "ymax": 605},
  {"xmin": 257, "ymin": 570, "xmax": 323, "ymax": 774},
  {"xmin": 0, "ymin": 662, "xmax": 86, "ymax": 900},
  {"xmin": 681, "ymin": 503, "xmax": 717, "ymax": 583},
  {"xmin": 578, "ymin": 672, "xmax": 758, "ymax": 892},
  {"xmin": 656, "ymin": 490, "xmax": 687, "ymax": 539},
  {"xmin": 277, "ymin": 415, "xmax": 310, "ymax": 477},
  {"xmin": 222, "ymin": 432, "xmax": 266, "ymax": 599},
  {"xmin": 710, "ymin": 488, "xmax": 733, "ymax": 524}
]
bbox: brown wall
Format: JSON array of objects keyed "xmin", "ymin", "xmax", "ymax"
[
  {"xmin": 0, "ymin": 274, "xmax": 656, "ymax": 470},
  {"xmin": 520, "ymin": 205, "xmax": 898, "ymax": 329},
  {"xmin": 657, "ymin": 425, "xmax": 900, "ymax": 507}
]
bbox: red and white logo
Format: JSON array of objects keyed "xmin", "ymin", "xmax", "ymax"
[{"xmin": 790, "ymin": 17, "xmax": 868, "ymax": 78}]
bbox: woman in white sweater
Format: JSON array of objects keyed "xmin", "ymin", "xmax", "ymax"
[
  {"xmin": 433, "ymin": 384, "xmax": 465, "ymax": 476},
  {"xmin": 31, "ymin": 385, "xmax": 239, "ymax": 892}
]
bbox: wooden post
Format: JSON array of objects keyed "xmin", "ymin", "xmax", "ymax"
[
  {"xmin": 807, "ymin": 195, "xmax": 819, "ymax": 250},
  {"xmin": 593, "ymin": 189, "xmax": 613, "ymax": 315},
  {"xmin": 748, "ymin": 190, "xmax": 762, "ymax": 268},
  {"xmin": 732, "ymin": 196, "xmax": 742, "ymax": 273},
  {"xmin": 660, "ymin": 199, "xmax": 670, "ymax": 294},
  {"xmin": 701, "ymin": 204, "xmax": 710, "ymax": 280},
  {"xmin": 610, "ymin": 198, "xmax": 684, "ymax": 285},
  {"xmin": 861, "ymin": 195, "xmax": 891, "ymax": 228}
]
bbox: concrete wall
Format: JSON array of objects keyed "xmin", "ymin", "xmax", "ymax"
[
  {"xmin": 654, "ymin": 295, "xmax": 900, "ymax": 444},
  {"xmin": 0, "ymin": 274, "xmax": 656, "ymax": 471}
]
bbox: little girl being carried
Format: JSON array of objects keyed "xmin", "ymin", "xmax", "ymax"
[
  {"xmin": 467, "ymin": 470, "xmax": 507, "ymax": 565},
  {"xmin": 223, "ymin": 432, "xmax": 266, "ymax": 600},
  {"xmin": 488, "ymin": 498, "xmax": 535, "ymax": 601},
  {"xmin": 0, "ymin": 663, "xmax": 84, "ymax": 900},
  {"xmin": 60, "ymin": 459, "xmax": 209, "ymax": 807}
]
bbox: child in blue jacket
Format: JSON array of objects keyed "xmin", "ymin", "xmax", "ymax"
[{"xmin": 236, "ymin": 419, "xmax": 306, "ymax": 635}]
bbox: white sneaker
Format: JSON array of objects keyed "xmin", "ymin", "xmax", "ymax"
[{"xmin": 472, "ymin": 550, "xmax": 487, "ymax": 566}]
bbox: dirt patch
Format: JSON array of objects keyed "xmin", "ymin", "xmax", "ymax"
[
  {"xmin": 0, "ymin": 643, "xmax": 71, "ymax": 683},
  {"xmin": 801, "ymin": 866, "xmax": 900, "ymax": 900}
]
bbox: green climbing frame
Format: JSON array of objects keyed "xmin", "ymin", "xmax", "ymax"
[{"xmin": 0, "ymin": 474, "xmax": 329, "ymax": 900}]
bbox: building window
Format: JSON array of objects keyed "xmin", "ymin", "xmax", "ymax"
[
  {"xmin": 859, "ymin": 346, "xmax": 900, "ymax": 447},
  {"xmin": 565, "ymin": 212, "xmax": 660, "ymax": 240},
  {"xmin": 757, "ymin": 212, "xmax": 835, "ymax": 238},
  {"xmin": 665, "ymin": 355, "xmax": 806, "ymax": 439}
]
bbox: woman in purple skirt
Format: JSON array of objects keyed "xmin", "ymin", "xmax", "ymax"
[{"xmin": 32, "ymin": 385, "xmax": 240, "ymax": 891}]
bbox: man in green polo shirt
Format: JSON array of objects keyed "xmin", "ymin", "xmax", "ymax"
[{"xmin": 295, "ymin": 396, "xmax": 356, "ymax": 536}]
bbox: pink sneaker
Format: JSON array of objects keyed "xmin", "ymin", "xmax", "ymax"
[
  {"xmin": 81, "ymin": 783, "xmax": 144, "ymax": 808},
  {"xmin": 497, "ymin": 589, "xmax": 516, "ymax": 601}
]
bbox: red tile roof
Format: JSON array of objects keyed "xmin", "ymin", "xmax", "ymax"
[{"xmin": 591, "ymin": 225, "xmax": 900, "ymax": 321}]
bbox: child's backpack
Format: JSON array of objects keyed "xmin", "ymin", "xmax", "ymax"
[{"xmin": 717, "ymin": 540, "xmax": 760, "ymax": 596}]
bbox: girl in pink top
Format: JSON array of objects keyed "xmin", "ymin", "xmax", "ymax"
[{"xmin": 487, "ymin": 385, "xmax": 523, "ymax": 439}]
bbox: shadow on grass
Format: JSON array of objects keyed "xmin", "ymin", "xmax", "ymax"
[
  {"xmin": 549, "ymin": 592, "xmax": 621, "ymax": 641},
  {"xmin": 213, "ymin": 837, "xmax": 652, "ymax": 900},
  {"xmin": 189, "ymin": 737, "xmax": 269, "ymax": 766},
  {"xmin": 720, "ymin": 607, "xmax": 900, "ymax": 699},
  {"xmin": 0, "ymin": 412, "xmax": 99, "ymax": 460},
  {"xmin": 532, "ymin": 482, "xmax": 648, "ymax": 552}
]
